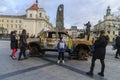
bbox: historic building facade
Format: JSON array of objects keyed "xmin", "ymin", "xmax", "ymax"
[
  {"xmin": 66, "ymin": 26, "xmax": 83, "ymax": 38},
  {"xmin": 94, "ymin": 6, "xmax": 120, "ymax": 41},
  {"xmin": 0, "ymin": 2, "xmax": 53, "ymax": 37}
]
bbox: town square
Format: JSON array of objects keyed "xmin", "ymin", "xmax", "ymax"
[{"xmin": 0, "ymin": 0, "xmax": 120, "ymax": 80}]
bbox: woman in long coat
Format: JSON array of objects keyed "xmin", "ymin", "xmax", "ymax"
[
  {"xmin": 10, "ymin": 30, "xmax": 18, "ymax": 59},
  {"xmin": 86, "ymin": 30, "xmax": 109, "ymax": 77}
]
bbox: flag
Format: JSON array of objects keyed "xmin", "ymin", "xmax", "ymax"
[{"xmin": 70, "ymin": 46, "xmax": 74, "ymax": 54}]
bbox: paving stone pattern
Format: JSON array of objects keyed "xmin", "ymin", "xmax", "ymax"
[{"xmin": 0, "ymin": 41, "xmax": 120, "ymax": 80}]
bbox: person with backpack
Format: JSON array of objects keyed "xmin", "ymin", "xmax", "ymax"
[
  {"xmin": 57, "ymin": 37, "xmax": 67, "ymax": 64},
  {"xmin": 115, "ymin": 34, "xmax": 120, "ymax": 58},
  {"xmin": 86, "ymin": 30, "xmax": 109, "ymax": 77},
  {"xmin": 18, "ymin": 29, "xmax": 28, "ymax": 61}
]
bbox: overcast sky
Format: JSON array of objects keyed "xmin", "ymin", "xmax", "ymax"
[{"xmin": 0, "ymin": 0, "xmax": 120, "ymax": 29}]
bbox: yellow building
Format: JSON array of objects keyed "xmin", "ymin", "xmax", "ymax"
[
  {"xmin": 0, "ymin": 2, "xmax": 53, "ymax": 37},
  {"xmin": 94, "ymin": 6, "xmax": 119, "ymax": 42}
]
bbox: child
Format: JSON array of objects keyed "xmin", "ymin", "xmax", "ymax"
[{"xmin": 57, "ymin": 37, "xmax": 67, "ymax": 64}]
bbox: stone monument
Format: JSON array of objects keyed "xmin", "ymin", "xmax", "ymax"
[{"xmin": 56, "ymin": 4, "xmax": 64, "ymax": 31}]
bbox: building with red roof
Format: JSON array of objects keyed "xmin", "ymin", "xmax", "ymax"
[{"xmin": 0, "ymin": 1, "xmax": 53, "ymax": 37}]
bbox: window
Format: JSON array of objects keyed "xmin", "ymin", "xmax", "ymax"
[
  {"xmin": 19, "ymin": 20, "xmax": 21, "ymax": 23},
  {"xmin": 30, "ymin": 14, "xmax": 32, "ymax": 17},
  {"xmin": 72, "ymin": 32, "xmax": 77, "ymax": 37},
  {"xmin": 11, "ymin": 24, "xmax": 13, "ymax": 28},
  {"xmin": 113, "ymin": 31, "xmax": 115, "ymax": 35},
  {"xmin": 7, "ymin": 20, "xmax": 9, "ymax": 22},
  {"xmin": 2, "ymin": 19, "xmax": 4, "ymax": 22},
  {"xmin": 58, "ymin": 32, "xmax": 69, "ymax": 39},
  {"xmin": 19, "ymin": 25, "xmax": 21, "ymax": 28},
  {"xmin": 16, "ymin": 20, "xmax": 17, "ymax": 23},
  {"xmin": 7, "ymin": 24, "xmax": 8, "ymax": 28},
  {"xmin": 48, "ymin": 32, "xmax": 56, "ymax": 38},
  {"xmin": 11, "ymin": 20, "xmax": 13, "ymax": 22},
  {"xmin": 40, "ymin": 13, "xmax": 42, "ymax": 17},
  {"xmin": 16, "ymin": 25, "xmax": 17, "ymax": 28}
]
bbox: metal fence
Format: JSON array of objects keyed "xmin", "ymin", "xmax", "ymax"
[{"xmin": 0, "ymin": 34, "xmax": 10, "ymax": 40}]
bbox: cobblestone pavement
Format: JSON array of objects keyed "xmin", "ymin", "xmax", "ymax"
[{"xmin": 0, "ymin": 41, "xmax": 120, "ymax": 80}]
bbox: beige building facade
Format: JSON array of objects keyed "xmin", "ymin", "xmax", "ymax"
[
  {"xmin": 94, "ymin": 6, "xmax": 120, "ymax": 41},
  {"xmin": 66, "ymin": 26, "xmax": 84, "ymax": 38},
  {"xmin": 0, "ymin": 3, "xmax": 53, "ymax": 37}
]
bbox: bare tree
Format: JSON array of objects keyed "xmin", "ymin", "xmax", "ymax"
[{"xmin": 113, "ymin": 7, "xmax": 120, "ymax": 20}]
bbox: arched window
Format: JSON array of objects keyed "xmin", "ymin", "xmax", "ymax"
[{"xmin": 40, "ymin": 13, "xmax": 42, "ymax": 17}]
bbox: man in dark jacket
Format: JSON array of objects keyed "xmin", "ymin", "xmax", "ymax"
[
  {"xmin": 86, "ymin": 30, "xmax": 109, "ymax": 77},
  {"xmin": 18, "ymin": 29, "xmax": 27, "ymax": 61},
  {"xmin": 84, "ymin": 21, "xmax": 91, "ymax": 40},
  {"xmin": 115, "ymin": 35, "xmax": 120, "ymax": 58}
]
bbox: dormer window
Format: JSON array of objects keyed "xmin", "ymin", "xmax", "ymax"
[{"xmin": 30, "ymin": 14, "xmax": 32, "ymax": 17}]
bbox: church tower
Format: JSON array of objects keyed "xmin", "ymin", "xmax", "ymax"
[
  {"xmin": 24, "ymin": 0, "xmax": 52, "ymax": 36},
  {"xmin": 26, "ymin": 0, "xmax": 38, "ymax": 19},
  {"xmin": 104, "ymin": 6, "xmax": 114, "ymax": 20},
  {"xmin": 36, "ymin": 0, "xmax": 38, "ymax": 5},
  {"xmin": 106, "ymin": 6, "xmax": 111, "ymax": 16}
]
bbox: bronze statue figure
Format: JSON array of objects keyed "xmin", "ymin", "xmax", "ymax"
[{"xmin": 84, "ymin": 21, "xmax": 91, "ymax": 40}]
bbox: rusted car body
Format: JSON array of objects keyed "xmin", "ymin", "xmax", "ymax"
[{"xmin": 27, "ymin": 31, "xmax": 93, "ymax": 60}]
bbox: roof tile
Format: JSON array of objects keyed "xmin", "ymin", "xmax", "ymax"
[{"xmin": 28, "ymin": 4, "xmax": 38, "ymax": 10}]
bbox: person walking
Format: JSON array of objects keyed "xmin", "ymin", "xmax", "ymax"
[
  {"xmin": 10, "ymin": 30, "xmax": 18, "ymax": 59},
  {"xmin": 18, "ymin": 29, "xmax": 27, "ymax": 61},
  {"xmin": 86, "ymin": 30, "xmax": 109, "ymax": 77},
  {"xmin": 57, "ymin": 37, "xmax": 67, "ymax": 64},
  {"xmin": 10, "ymin": 31, "xmax": 14, "ymax": 52},
  {"xmin": 115, "ymin": 34, "xmax": 120, "ymax": 58}
]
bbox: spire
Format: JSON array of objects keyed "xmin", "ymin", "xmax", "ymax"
[
  {"xmin": 27, "ymin": 4, "xmax": 39, "ymax": 10},
  {"xmin": 36, "ymin": 0, "xmax": 38, "ymax": 4},
  {"xmin": 27, "ymin": 0, "xmax": 39, "ymax": 10},
  {"xmin": 106, "ymin": 6, "xmax": 111, "ymax": 16}
]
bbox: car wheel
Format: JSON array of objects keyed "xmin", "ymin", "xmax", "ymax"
[{"xmin": 30, "ymin": 47, "xmax": 39, "ymax": 56}]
